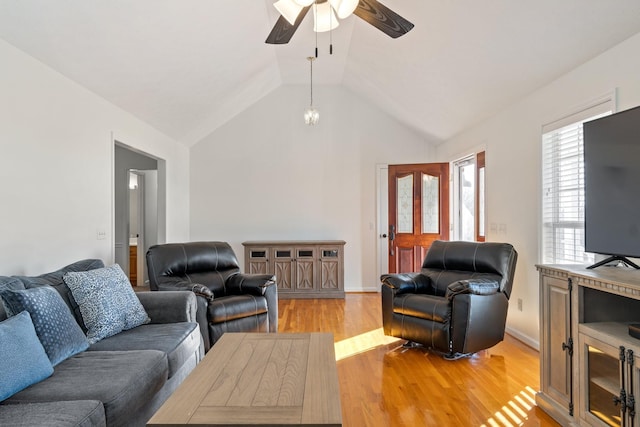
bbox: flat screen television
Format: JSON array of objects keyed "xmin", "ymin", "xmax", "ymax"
[{"xmin": 584, "ymin": 105, "xmax": 640, "ymax": 269}]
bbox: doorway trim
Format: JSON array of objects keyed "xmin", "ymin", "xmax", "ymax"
[{"xmin": 376, "ymin": 164, "xmax": 389, "ymax": 286}]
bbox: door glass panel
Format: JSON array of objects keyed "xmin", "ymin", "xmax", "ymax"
[
  {"xmin": 587, "ymin": 345, "xmax": 620, "ymax": 426},
  {"xmin": 422, "ymin": 174, "xmax": 439, "ymax": 234},
  {"xmin": 397, "ymin": 175, "xmax": 413, "ymax": 233}
]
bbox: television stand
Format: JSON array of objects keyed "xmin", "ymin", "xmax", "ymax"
[{"xmin": 586, "ymin": 255, "xmax": 640, "ymax": 269}]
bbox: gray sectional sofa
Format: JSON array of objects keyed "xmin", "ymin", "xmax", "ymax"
[{"xmin": 0, "ymin": 259, "xmax": 204, "ymax": 427}]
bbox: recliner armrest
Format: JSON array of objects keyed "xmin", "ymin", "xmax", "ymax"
[
  {"xmin": 156, "ymin": 280, "xmax": 214, "ymax": 302},
  {"xmin": 226, "ymin": 273, "xmax": 276, "ymax": 296},
  {"xmin": 446, "ymin": 278, "xmax": 500, "ymax": 300},
  {"xmin": 380, "ymin": 273, "xmax": 431, "ymax": 295},
  {"xmin": 136, "ymin": 291, "xmax": 198, "ymax": 324}
]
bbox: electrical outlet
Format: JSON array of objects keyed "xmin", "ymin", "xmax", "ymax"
[{"xmin": 517, "ymin": 298, "xmax": 523, "ymax": 311}]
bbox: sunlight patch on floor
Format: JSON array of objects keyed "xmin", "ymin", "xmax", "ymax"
[
  {"xmin": 481, "ymin": 386, "xmax": 537, "ymax": 427},
  {"xmin": 334, "ymin": 328, "xmax": 401, "ymax": 360}
]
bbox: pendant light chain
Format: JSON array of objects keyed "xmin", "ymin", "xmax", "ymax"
[{"xmin": 309, "ymin": 56, "xmax": 314, "ymax": 106}]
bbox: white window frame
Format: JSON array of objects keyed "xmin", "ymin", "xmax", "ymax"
[{"xmin": 540, "ymin": 92, "xmax": 616, "ymax": 264}]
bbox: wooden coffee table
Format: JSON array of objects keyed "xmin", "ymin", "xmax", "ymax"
[{"xmin": 147, "ymin": 333, "xmax": 342, "ymax": 426}]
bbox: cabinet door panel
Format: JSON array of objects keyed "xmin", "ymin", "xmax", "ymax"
[
  {"xmin": 295, "ymin": 260, "xmax": 315, "ymax": 290},
  {"xmin": 247, "ymin": 248, "xmax": 269, "ymax": 275},
  {"xmin": 273, "ymin": 247, "xmax": 294, "ymax": 291},
  {"xmin": 320, "ymin": 260, "xmax": 339, "ymax": 290},
  {"xmin": 320, "ymin": 247, "xmax": 341, "ymax": 290},
  {"xmin": 578, "ymin": 333, "xmax": 623, "ymax": 427},
  {"xmin": 542, "ymin": 275, "xmax": 572, "ymax": 411}
]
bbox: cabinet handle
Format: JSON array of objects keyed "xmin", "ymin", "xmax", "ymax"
[
  {"xmin": 561, "ymin": 338, "xmax": 573, "ymax": 356},
  {"xmin": 614, "ymin": 394, "xmax": 622, "ymax": 407},
  {"xmin": 614, "ymin": 390, "xmax": 627, "ymax": 414}
]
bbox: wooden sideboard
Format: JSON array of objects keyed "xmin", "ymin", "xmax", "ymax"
[
  {"xmin": 537, "ymin": 264, "xmax": 640, "ymax": 426},
  {"xmin": 243, "ymin": 240, "xmax": 345, "ymax": 299}
]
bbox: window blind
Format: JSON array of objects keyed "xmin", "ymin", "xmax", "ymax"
[{"xmin": 541, "ymin": 94, "xmax": 615, "ymax": 264}]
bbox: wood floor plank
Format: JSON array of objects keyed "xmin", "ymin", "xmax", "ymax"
[{"xmin": 278, "ymin": 293, "xmax": 560, "ymax": 427}]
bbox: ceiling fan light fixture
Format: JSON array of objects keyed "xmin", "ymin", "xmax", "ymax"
[
  {"xmin": 328, "ymin": 0, "xmax": 359, "ymax": 19},
  {"xmin": 273, "ymin": 0, "xmax": 303, "ymax": 25},
  {"xmin": 313, "ymin": 2, "xmax": 339, "ymax": 32}
]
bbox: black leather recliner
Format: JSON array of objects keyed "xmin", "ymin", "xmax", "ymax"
[
  {"xmin": 146, "ymin": 241, "xmax": 278, "ymax": 351},
  {"xmin": 381, "ymin": 240, "xmax": 517, "ymax": 359}
]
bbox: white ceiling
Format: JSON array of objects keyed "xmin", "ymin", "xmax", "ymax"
[{"xmin": 1, "ymin": 0, "xmax": 640, "ymax": 145}]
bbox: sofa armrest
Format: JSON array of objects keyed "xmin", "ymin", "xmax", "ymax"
[
  {"xmin": 226, "ymin": 273, "xmax": 276, "ymax": 296},
  {"xmin": 136, "ymin": 291, "xmax": 197, "ymax": 324},
  {"xmin": 446, "ymin": 278, "xmax": 500, "ymax": 300},
  {"xmin": 380, "ymin": 273, "xmax": 431, "ymax": 295}
]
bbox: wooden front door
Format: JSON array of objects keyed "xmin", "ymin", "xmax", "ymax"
[{"xmin": 388, "ymin": 163, "xmax": 449, "ymax": 273}]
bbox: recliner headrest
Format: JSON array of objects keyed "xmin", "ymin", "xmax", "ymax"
[
  {"xmin": 146, "ymin": 242, "xmax": 239, "ymax": 278},
  {"xmin": 422, "ymin": 240, "xmax": 518, "ymax": 298}
]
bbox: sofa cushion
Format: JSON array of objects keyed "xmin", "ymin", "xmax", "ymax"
[
  {"xmin": 0, "ymin": 286, "xmax": 89, "ymax": 366},
  {"xmin": 0, "ymin": 311, "xmax": 53, "ymax": 402},
  {"xmin": 0, "ymin": 400, "xmax": 106, "ymax": 427},
  {"xmin": 63, "ymin": 264, "xmax": 150, "ymax": 344},
  {"xmin": 88, "ymin": 322, "xmax": 200, "ymax": 378},
  {"xmin": 15, "ymin": 259, "xmax": 106, "ymax": 330},
  {"xmin": 4, "ymin": 350, "xmax": 168, "ymax": 427}
]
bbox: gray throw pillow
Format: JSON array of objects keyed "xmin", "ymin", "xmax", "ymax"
[
  {"xmin": 63, "ymin": 264, "xmax": 150, "ymax": 344},
  {"xmin": 0, "ymin": 286, "xmax": 89, "ymax": 366}
]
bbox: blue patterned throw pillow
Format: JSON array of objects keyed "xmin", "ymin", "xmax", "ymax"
[
  {"xmin": 0, "ymin": 286, "xmax": 89, "ymax": 366},
  {"xmin": 63, "ymin": 264, "xmax": 150, "ymax": 344},
  {"xmin": 0, "ymin": 311, "xmax": 54, "ymax": 402}
]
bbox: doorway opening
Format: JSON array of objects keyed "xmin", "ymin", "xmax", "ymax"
[
  {"xmin": 451, "ymin": 152, "xmax": 486, "ymax": 242},
  {"xmin": 114, "ymin": 143, "xmax": 166, "ymax": 287},
  {"xmin": 452, "ymin": 155, "xmax": 476, "ymax": 241},
  {"xmin": 376, "ymin": 152, "xmax": 485, "ymax": 279}
]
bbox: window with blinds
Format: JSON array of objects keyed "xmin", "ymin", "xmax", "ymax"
[{"xmin": 541, "ymin": 94, "xmax": 614, "ymax": 264}]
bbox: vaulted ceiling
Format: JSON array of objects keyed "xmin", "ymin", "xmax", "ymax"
[{"xmin": 1, "ymin": 0, "xmax": 640, "ymax": 146}]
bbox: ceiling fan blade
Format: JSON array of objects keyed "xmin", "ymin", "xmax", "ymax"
[
  {"xmin": 265, "ymin": 6, "xmax": 312, "ymax": 44},
  {"xmin": 353, "ymin": 0, "xmax": 414, "ymax": 38}
]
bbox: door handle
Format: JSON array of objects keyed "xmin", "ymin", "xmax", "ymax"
[{"xmin": 380, "ymin": 234, "xmax": 387, "ymax": 238}]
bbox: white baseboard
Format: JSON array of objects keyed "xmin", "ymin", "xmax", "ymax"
[
  {"xmin": 345, "ymin": 285, "xmax": 380, "ymax": 293},
  {"xmin": 505, "ymin": 326, "xmax": 539, "ymax": 351}
]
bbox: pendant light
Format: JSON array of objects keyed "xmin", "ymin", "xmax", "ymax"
[{"xmin": 304, "ymin": 56, "xmax": 319, "ymax": 126}]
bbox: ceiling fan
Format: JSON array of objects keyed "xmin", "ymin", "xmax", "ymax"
[{"xmin": 265, "ymin": 0, "xmax": 414, "ymax": 45}]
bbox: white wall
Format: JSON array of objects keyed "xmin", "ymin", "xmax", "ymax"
[
  {"xmin": 435, "ymin": 32, "xmax": 640, "ymax": 347},
  {"xmin": 190, "ymin": 85, "xmax": 434, "ymax": 291},
  {"xmin": 0, "ymin": 39, "xmax": 190, "ymax": 275}
]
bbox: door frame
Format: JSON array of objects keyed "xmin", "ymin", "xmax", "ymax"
[{"xmin": 376, "ymin": 164, "xmax": 389, "ymax": 284}]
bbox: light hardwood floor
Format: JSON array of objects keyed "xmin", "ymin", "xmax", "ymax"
[{"xmin": 278, "ymin": 293, "xmax": 560, "ymax": 427}]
